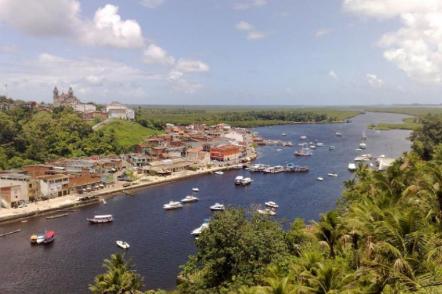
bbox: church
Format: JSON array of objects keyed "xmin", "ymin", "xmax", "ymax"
[{"xmin": 53, "ymin": 86, "xmax": 97, "ymax": 113}]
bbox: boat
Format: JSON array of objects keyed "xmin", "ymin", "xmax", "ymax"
[
  {"xmin": 30, "ymin": 234, "xmax": 38, "ymax": 244},
  {"xmin": 163, "ymin": 201, "xmax": 184, "ymax": 210},
  {"xmin": 361, "ymin": 131, "xmax": 367, "ymax": 141},
  {"xmin": 316, "ymin": 142, "xmax": 324, "ymax": 147},
  {"xmin": 214, "ymin": 171, "xmax": 224, "ymax": 175},
  {"xmin": 257, "ymin": 208, "xmax": 276, "ymax": 216},
  {"xmin": 240, "ymin": 177, "xmax": 253, "ymax": 185},
  {"xmin": 294, "ymin": 148, "xmax": 312, "ymax": 156},
  {"xmin": 43, "ymin": 231, "xmax": 56, "ymax": 244},
  {"xmin": 30, "ymin": 234, "xmax": 45, "ymax": 244},
  {"xmin": 192, "ymin": 187, "xmax": 200, "ymax": 192},
  {"xmin": 234, "ymin": 176, "xmax": 244, "ymax": 185},
  {"xmin": 348, "ymin": 163, "xmax": 357, "ymax": 171},
  {"xmin": 281, "ymin": 132, "xmax": 287, "ymax": 136},
  {"xmin": 181, "ymin": 195, "xmax": 199, "ymax": 203},
  {"xmin": 329, "ymin": 146, "xmax": 335, "ymax": 150},
  {"xmin": 265, "ymin": 201, "xmax": 279, "ymax": 209},
  {"xmin": 328, "ymin": 173, "xmax": 338, "ymax": 177},
  {"xmin": 335, "ymin": 132, "xmax": 343, "ymax": 137},
  {"xmin": 210, "ymin": 203, "xmax": 225, "ymax": 211},
  {"xmin": 191, "ymin": 220, "xmax": 210, "ymax": 236},
  {"xmin": 276, "ymin": 148, "xmax": 282, "ymax": 152},
  {"xmin": 300, "ymin": 135, "xmax": 307, "ymax": 140},
  {"xmin": 116, "ymin": 240, "xmax": 130, "ymax": 249},
  {"xmin": 87, "ymin": 214, "xmax": 113, "ymax": 224},
  {"xmin": 359, "ymin": 142, "xmax": 367, "ymax": 149},
  {"xmin": 317, "ymin": 177, "xmax": 324, "ymax": 181}
]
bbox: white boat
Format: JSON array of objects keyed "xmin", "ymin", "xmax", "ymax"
[
  {"xmin": 116, "ymin": 240, "xmax": 130, "ymax": 249},
  {"xmin": 317, "ymin": 177, "xmax": 324, "ymax": 181},
  {"xmin": 87, "ymin": 214, "xmax": 113, "ymax": 224},
  {"xmin": 240, "ymin": 177, "xmax": 253, "ymax": 185},
  {"xmin": 328, "ymin": 173, "xmax": 338, "ymax": 177},
  {"xmin": 281, "ymin": 133, "xmax": 287, "ymax": 136},
  {"xmin": 276, "ymin": 148, "xmax": 282, "ymax": 152},
  {"xmin": 214, "ymin": 171, "xmax": 224, "ymax": 175},
  {"xmin": 192, "ymin": 187, "xmax": 200, "ymax": 192},
  {"xmin": 181, "ymin": 195, "xmax": 199, "ymax": 203},
  {"xmin": 300, "ymin": 135, "xmax": 307, "ymax": 140},
  {"xmin": 316, "ymin": 142, "xmax": 324, "ymax": 147},
  {"xmin": 234, "ymin": 176, "xmax": 244, "ymax": 185},
  {"xmin": 265, "ymin": 201, "xmax": 279, "ymax": 209},
  {"xmin": 36, "ymin": 235, "xmax": 45, "ymax": 244},
  {"xmin": 257, "ymin": 208, "xmax": 276, "ymax": 216},
  {"xmin": 163, "ymin": 201, "xmax": 184, "ymax": 210},
  {"xmin": 210, "ymin": 203, "xmax": 225, "ymax": 211},
  {"xmin": 191, "ymin": 220, "xmax": 210, "ymax": 236},
  {"xmin": 359, "ymin": 142, "xmax": 367, "ymax": 149},
  {"xmin": 329, "ymin": 146, "xmax": 335, "ymax": 150},
  {"xmin": 335, "ymin": 132, "xmax": 343, "ymax": 137},
  {"xmin": 348, "ymin": 163, "xmax": 357, "ymax": 171}
]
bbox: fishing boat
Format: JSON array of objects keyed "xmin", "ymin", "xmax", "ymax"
[
  {"xmin": 87, "ymin": 214, "xmax": 113, "ymax": 224},
  {"xmin": 181, "ymin": 195, "xmax": 199, "ymax": 203},
  {"xmin": 191, "ymin": 220, "xmax": 210, "ymax": 236},
  {"xmin": 348, "ymin": 163, "xmax": 357, "ymax": 171},
  {"xmin": 317, "ymin": 177, "xmax": 324, "ymax": 181},
  {"xmin": 210, "ymin": 203, "xmax": 225, "ymax": 211},
  {"xmin": 163, "ymin": 201, "xmax": 184, "ymax": 210},
  {"xmin": 240, "ymin": 177, "xmax": 253, "ymax": 185},
  {"xmin": 214, "ymin": 171, "xmax": 224, "ymax": 175},
  {"xmin": 43, "ymin": 231, "xmax": 56, "ymax": 244},
  {"xmin": 257, "ymin": 208, "xmax": 276, "ymax": 216},
  {"xmin": 359, "ymin": 142, "xmax": 367, "ymax": 149},
  {"xmin": 328, "ymin": 173, "xmax": 338, "ymax": 177},
  {"xmin": 192, "ymin": 187, "xmax": 200, "ymax": 192},
  {"xmin": 329, "ymin": 146, "xmax": 335, "ymax": 150},
  {"xmin": 234, "ymin": 176, "xmax": 244, "ymax": 185},
  {"xmin": 265, "ymin": 201, "xmax": 279, "ymax": 209},
  {"xmin": 116, "ymin": 240, "xmax": 130, "ymax": 249}
]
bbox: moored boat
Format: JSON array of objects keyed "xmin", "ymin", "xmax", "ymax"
[
  {"xmin": 300, "ymin": 135, "xmax": 307, "ymax": 140},
  {"xmin": 265, "ymin": 201, "xmax": 279, "ymax": 209},
  {"xmin": 329, "ymin": 145, "xmax": 335, "ymax": 150},
  {"xmin": 348, "ymin": 163, "xmax": 357, "ymax": 171},
  {"xmin": 257, "ymin": 208, "xmax": 276, "ymax": 216},
  {"xmin": 192, "ymin": 187, "xmax": 200, "ymax": 192},
  {"xmin": 181, "ymin": 195, "xmax": 199, "ymax": 203},
  {"xmin": 43, "ymin": 231, "xmax": 56, "ymax": 244},
  {"xmin": 87, "ymin": 214, "xmax": 113, "ymax": 224},
  {"xmin": 240, "ymin": 177, "xmax": 252, "ymax": 185},
  {"xmin": 359, "ymin": 142, "xmax": 367, "ymax": 149},
  {"xmin": 317, "ymin": 177, "xmax": 324, "ymax": 181},
  {"xmin": 214, "ymin": 171, "xmax": 224, "ymax": 175},
  {"xmin": 116, "ymin": 240, "xmax": 130, "ymax": 249},
  {"xmin": 294, "ymin": 148, "xmax": 312, "ymax": 156},
  {"xmin": 163, "ymin": 201, "xmax": 184, "ymax": 210},
  {"xmin": 210, "ymin": 203, "xmax": 225, "ymax": 211},
  {"xmin": 335, "ymin": 132, "xmax": 343, "ymax": 137},
  {"xmin": 234, "ymin": 176, "xmax": 244, "ymax": 185},
  {"xmin": 328, "ymin": 173, "xmax": 338, "ymax": 177},
  {"xmin": 191, "ymin": 220, "xmax": 210, "ymax": 236}
]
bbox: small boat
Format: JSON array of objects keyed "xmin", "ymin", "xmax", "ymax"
[
  {"xmin": 30, "ymin": 234, "xmax": 38, "ymax": 244},
  {"xmin": 210, "ymin": 203, "xmax": 225, "ymax": 211},
  {"xmin": 276, "ymin": 148, "xmax": 282, "ymax": 152},
  {"xmin": 214, "ymin": 171, "xmax": 224, "ymax": 175},
  {"xmin": 265, "ymin": 201, "xmax": 279, "ymax": 209},
  {"xmin": 329, "ymin": 146, "xmax": 335, "ymax": 150},
  {"xmin": 240, "ymin": 177, "xmax": 253, "ymax": 185},
  {"xmin": 335, "ymin": 132, "xmax": 343, "ymax": 137},
  {"xmin": 317, "ymin": 177, "xmax": 324, "ymax": 181},
  {"xmin": 34, "ymin": 234, "xmax": 45, "ymax": 244},
  {"xmin": 87, "ymin": 214, "xmax": 113, "ymax": 224},
  {"xmin": 328, "ymin": 173, "xmax": 338, "ymax": 177},
  {"xmin": 348, "ymin": 163, "xmax": 357, "ymax": 171},
  {"xmin": 192, "ymin": 187, "xmax": 200, "ymax": 192},
  {"xmin": 359, "ymin": 142, "xmax": 367, "ymax": 149},
  {"xmin": 191, "ymin": 220, "xmax": 210, "ymax": 236},
  {"xmin": 116, "ymin": 240, "xmax": 130, "ymax": 249},
  {"xmin": 163, "ymin": 201, "xmax": 184, "ymax": 210},
  {"xmin": 43, "ymin": 231, "xmax": 56, "ymax": 244},
  {"xmin": 361, "ymin": 131, "xmax": 367, "ymax": 141},
  {"xmin": 234, "ymin": 176, "xmax": 244, "ymax": 185},
  {"xmin": 181, "ymin": 195, "xmax": 199, "ymax": 203},
  {"xmin": 281, "ymin": 133, "xmax": 287, "ymax": 136},
  {"xmin": 257, "ymin": 208, "xmax": 276, "ymax": 216},
  {"xmin": 294, "ymin": 149, "xmax": 312, "ymax": 156},
  {"xmin": 300, "ymin": 135, "xmax": 307, "ymax": 140},
  {"xmin": 316, "ymin": 142, "xmax": 324, "ymax": 147}
]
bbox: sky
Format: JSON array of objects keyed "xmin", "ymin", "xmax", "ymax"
[{"xmin": 0, "ymin": 0, "xmax": 442, "ymax": 105}]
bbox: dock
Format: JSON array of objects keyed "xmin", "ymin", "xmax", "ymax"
[
  {"xmin": 46, "ymin": 213, "xmax": 69, "ymax": 220},
  {"xmin": 246, "ymin": 164, "xmax": 309, "ymax": 173},
  {"xmin": 0, "ymin": 229, "xmax": 21, "ymax": 237}
]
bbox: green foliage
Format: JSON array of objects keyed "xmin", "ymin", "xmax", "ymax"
[{"xmin": 411, "ymin": 114, "xmax": 442, "ymax": 160}]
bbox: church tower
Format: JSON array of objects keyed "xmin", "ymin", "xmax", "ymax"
[{"xmin": 53, "ymin": 86, "xmax": 60, "ymax": 106}]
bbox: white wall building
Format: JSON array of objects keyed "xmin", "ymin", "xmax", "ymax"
[
  {"xmin": 37, "ymin": 174, "xmax": 70, "ymax": 199},
  {"xmin": 106, "ymin": 102, "xmax": 135, "ymax": 120}
]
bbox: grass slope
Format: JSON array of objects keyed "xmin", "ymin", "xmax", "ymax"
[{"xmin": 100, "ymin": 120, "xmax": 160, "ymax": 149}]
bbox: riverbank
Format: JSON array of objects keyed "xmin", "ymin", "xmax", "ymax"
[{"xmin": 0, "ymin": 163, "xmax": 248, "ymax": 225}]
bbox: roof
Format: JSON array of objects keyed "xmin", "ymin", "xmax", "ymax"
[
  {"xmin": 37, "ymin": 174, "xmax": 69, "ymax": 181},
  {"xmin": 0, "ymin": 173, "xmax": 31, "ymax": 180}
]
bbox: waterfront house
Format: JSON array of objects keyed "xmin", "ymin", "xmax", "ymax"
[
  {"xmin": 37, "ymin": 174, "xmax": 70, "ymax": 199},
  {"xmin": 128, "ymin": 154, "xmax": 150, "ymax": 167},
  {"xmin": 144, "ymin": 158, "xmax": 194, "ymax": 175},
  {"xmin": 69, "ymin": 170, "xmax": 103, "ymax": 194},
  {"xmin": 210, "ymin": 144, "xmax": 242, "ymax": 161},
  {"xmin": 0, "ymin": 173, "xmax": 35, "ymax": 202},
  {"xmin": 0, "ymin": 185, "xmax": 23, "ymax": 208}
]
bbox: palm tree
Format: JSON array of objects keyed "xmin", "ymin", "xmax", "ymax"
[{"xmin": 314, "ymin": 211, "xmax": 341, "ymax": 258}]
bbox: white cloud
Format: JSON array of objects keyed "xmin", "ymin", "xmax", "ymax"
[
  {"xmin": 140, "ymin": 0, "xmax": 165, "ymax": 8},
  {"xmin": 366, "ymin": 73, "xmax": 384, "ymax": 88},
  {"xmin": 343, "ymin": 0, "xmax": 442, "ymax": 83},
  {"xmin": 329, "ymin": 70, "xmax": 338, "ymax": 80},
  {"xmin": 143, "ymin": 44, "xmax": 175, "ymax": 65},
  {"xmin": 0, "ymin": 44, "xmax": 18, "ymax": 54},
  {"xmin": 175, "ymin": 59, "xmax": 209, "ymax": 73},
  {"xmin": 315, "ymin": 28, "xmax": 333, "ymax": 38},
  {"xmin": 235, "ymin": 21, "xmax": 266, "ymax": 41},
  {"xmin": 233, "ymin": 0, "xmax": 268, "ymax": 10}
]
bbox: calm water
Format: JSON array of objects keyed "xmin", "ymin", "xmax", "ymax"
[{"xmin": 0, "ymin": 112, "xmax": 411, "ymax": 294}]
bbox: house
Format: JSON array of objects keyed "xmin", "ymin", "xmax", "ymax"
[
  {"xmin": 0, "ymin": 185, "xmax": 24, "ymax": 208},
  {"xmin": 0, "ymin": 173, "xmax": 35, "ymax": 202},
  {"xmin": 128, "ymin": 154, "xmax": 150, "ymax": 167},
  {"xmin": 106, "ymin": 102, "xmax": 135, "ymax": 120},
  {"xmin": 144, "ymin": 158, "xmax": 193, "ymax": 175},
  {"xmin": 37, "ymin": 174, "xmax": 70, "ymax": 199},
  {"xmin": 69, "ymin": 170, "xmax": 103, "ymax": 194},
  {"xmin": 210, "ymin": 144, "xmax": 242, "ymax": 161}
]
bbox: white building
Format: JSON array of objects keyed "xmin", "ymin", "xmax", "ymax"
[
  {"xmin": 0, "ymin": 173, "xmax": 31, "ymax": 206},
  {"xmin": 37, "ymin": 174, "xmax": 70, "ymax": 199},
  {"xmin": 106, "ymin": 102, "xmax": 135, "ymax": 120},
  {"xmin": 74, "ymin": 103, "xmax": 97, "ymax": 113}
]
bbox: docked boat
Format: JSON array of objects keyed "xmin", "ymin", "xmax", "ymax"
[
  {"xmin": 265, "ymin": 201, "xmax": 279, "ymax": 209},
  {"xmin": 191, "ymin": 220, "xmax": 210, "ymax": 236},
  {"xmin": 116, "ymin": 240, "xmax": 130, "ymax": 249},
  {"xmin": 328, "ymin": 173, "xmax": 338, "ymax": 177},
  {"xmin": 240, "ymin": 177, "xmax": 253, "ymax": 185},
  {"xmin": 257, "ymin": 208, "xmax": 276, "ymax": 216},
  {"xmin": 359, "ymin": 142, "xmax": 367, "ymax": 149},
  {"xmin": 43, "ymin": 231, "xmax": 56, "ymax": 244},
  {"xmin": 214, "ymin": 171, "xmax": 224, "ymax": 175},
  {"xmin": 234, "ymin": 175, "xmax": 244, "ymax": 185},
  {"xmin": 181, "ymin": 195, "xmax": 199, "ymax": 203},
  {"xmin": 192, "ymin": 187, "xmax": 200, "ymax": 192},
  {"xmin": 317, "ymin": 177, "xmax": 324, "ymax": 181},
  {"xmin": 348, "ymin": 163, "xmax": 357, "ymax": 171},
  {"xmin": 87, "ymin": 214, "xmax": 113, "ymax": 224},
  {"xmin": 163, "ymin": 201, "xmax": 184, "ymax": 210},
  {"xmin": 329, "ymin": 146, "xmax": 335, "ymax": 150},
  {"xmin": 294, "ymin": 148, "xmax": 312, "ymax": 157},
  {"xmin": 210, "ymin": 203, "xmax": 225, "ymax": 211}
]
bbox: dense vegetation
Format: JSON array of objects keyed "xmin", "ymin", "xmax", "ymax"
[
  {"xmin": 367, "ymin": 107, "xmax": 442, "ymax": 130},
  {"xmin": 91, "ymin": 114, "xmax": 442, "ymax": 293},
  {"xmin": 135, "ymin": 107, "xmax": 360, "ymax": 128}
]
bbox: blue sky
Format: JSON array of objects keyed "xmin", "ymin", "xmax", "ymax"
[{"xmin": 0, "ymin": 0, "xmax": 441, "ymax": 105}]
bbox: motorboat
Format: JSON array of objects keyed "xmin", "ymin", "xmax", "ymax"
[
  {"xmin": 234, "ymin": 176, "xmax": 244, "ymax": 185},
  {"xmin": 30, "ymin": 234, "xmax": 45, "ymax": 245},
  {"xmin": 214, "ymin": 171, "xmax": 224, "ymax": 175},
  {"xmin": 87, "ymin": 214, "xmax": 113, "ymax": 224},
  {"xmin": 317, "ymin": 177, "xmax": 324, "ymax": 181},
  {"xmin": 335, "ymin": 132, "xmax": 343, "ymax": 137},
  {"xmin": 163, "ymin": 201, "xmax": 184, "ymax": 210},
  {"xmin": 265, "ymin": 201, "xmax": 279, "ymax": 209},
  {"xmin": 43, "ymin": 231, "xmax": 56, "ymax": 244},
  {"xmin": 191, "ymin": 220, "xmax": 210, "ymax": 236},
  {"xmin": 181, "ymin": 195, "xmax": 199, "ymax": 203},
  {"xmin": 348, "ymin": 163, "xmax": 357, "ymax": 171},
  {"xmin": 210, "ymin": 203, "xmax": 225, "ymax": 211},
  {"xmin": 281, "ymin": 133, "xmax": 287, "ymax": 136},
  {"xmin": 329, "ymin": 146, "xmax": 335, "ymax": 150},
  {"xmin": 294, "ymin": 149, "xmax": 312, "ymax": 156},
  {"xmin": 116, "ymin": 240, "xmax": 130, "ymax": 249},
  {"xmin": 309, "ymin": 145, "xmax": 317, "ymax": 149},
  {"xmin": 257, "ymin": 208, "xmax": 276, "ymax": 216},
  {"xmin": 316, "ymin": 142, "xmax": 324, "ymax": 147},
  {"xmin": 359, "ymin": 142, "xmax": 367, "ymax": 149},
  {"xmin": 276, "ymin": 148, "xmax": 282, "ymax": 152},
  {"xmin": 300, "ymin": 135, "xmax": 307, "ymax": 140},
  {"xmin": 192, "ymin": 187, "xmax": 200, "ymax": 192},
  {"xmin": 328, "ymin": 173, "xmax": 338, "ymax": 177},
  {"xmin": 240, "ymin": 177, "xmax": 253, "ymax": 185}
]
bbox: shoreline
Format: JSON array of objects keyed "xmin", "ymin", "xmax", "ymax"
[{"xmin": 0, "ymin": 163, "xmax": 248, "ymax": 226}]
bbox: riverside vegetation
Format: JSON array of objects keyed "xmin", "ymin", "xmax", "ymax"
[{"xmin": 90, "ymin": 114, "xmax": 442, "ymax": 293}]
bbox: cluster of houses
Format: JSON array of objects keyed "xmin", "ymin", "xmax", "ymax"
[{"xmin": 0, "ymin": 122, "xmax": 256, "ymax": 209}]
